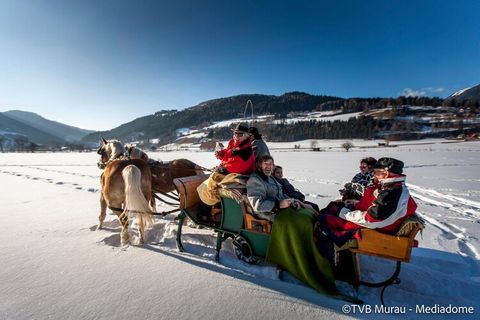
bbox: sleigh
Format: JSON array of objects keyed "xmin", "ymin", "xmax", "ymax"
[{"xmin": 173, "ymin": 174, "xmax": 423, "ymax": 304}]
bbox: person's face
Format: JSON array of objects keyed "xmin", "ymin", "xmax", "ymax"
[
  {"xmin": 260, "ymin": 159, "xmax": 274, "ymax": 176},
  {"xmin": 373, "ymin": 169, "xmax": 388, "ymax": 182},
  {"xmin": 233, "ymin": 131, "xmax": 248, "ymax": 142},
  {"xmin": 360, "ymin": 162, "xmax": 369, "ymax": 174},
  {"xmin": 273, "ymin": 167, "xmax": 283, "ymax": 179}
]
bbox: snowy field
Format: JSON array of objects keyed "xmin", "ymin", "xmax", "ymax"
[{"xmin": 1, "ymin": 139, "xmax": 479, "ymax": 319}]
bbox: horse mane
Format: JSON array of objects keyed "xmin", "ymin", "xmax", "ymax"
[
  {"xmin": 126, "ymin": 143, "xmax": 149, "ymax": 161},
  {"xmin": 106, "ymin": 140, "xmax": 124, "ymax": 162}
]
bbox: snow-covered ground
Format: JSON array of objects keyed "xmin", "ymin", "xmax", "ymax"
[{"xmin": 1, "ymin": 139, "xmax": 479, "ymax": 319}]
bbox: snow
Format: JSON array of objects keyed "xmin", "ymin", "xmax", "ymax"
[
  {"xmin": 451, "ymin": 87, "xmax": 472, "ymax": 97},
  {"xmin": 274, "ymin": 112, "xmax": 361, "ymax": 124},
  {"xmin": 1, "ymin": 140, "xmax": 479, "ymax": 319}
]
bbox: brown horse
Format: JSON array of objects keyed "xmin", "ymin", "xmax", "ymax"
[
  {"xmin": 97, "ymin": 158, "xmax": 154, "ymax": 245},
  {"xmin": 97, "ymin": 138, "xmax": 206, "ymax": 201},
  {"xmin": 150, "ymin": 159, "xmax": 205, "ymax": 194}
]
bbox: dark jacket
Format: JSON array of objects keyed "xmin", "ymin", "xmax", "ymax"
[
  {"xmin": 274, "ymin": 177, "xmax": 305, "ymax": 202},
  {"xmin": 252, "ymin": 138, "xmax": 270, "ymax": 158}
]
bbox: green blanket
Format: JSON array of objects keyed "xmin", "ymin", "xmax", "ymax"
[{"xmin": 265, "ymin": 208, "xmax": 337, "ymax": 295}]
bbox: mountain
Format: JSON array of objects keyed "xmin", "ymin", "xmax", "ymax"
[
  {"xmin": 446, "ymin": 84, "xmax": 480, "ymax": 103},
  {"xmin": 0, "ymin": 113, "xmax": 64, "ymax": 145},
  {"xmin": 3, "ymin": 110, "xmax": 93, "ymax": 142}
]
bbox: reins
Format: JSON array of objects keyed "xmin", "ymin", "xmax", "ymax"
[{"xmin": 108, "ymin": 205, "xmax": 176, "ymax": 217}]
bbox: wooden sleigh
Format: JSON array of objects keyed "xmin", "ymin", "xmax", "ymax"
[{"xmin": 172, "ymin": 174, "xmax": 424, "ymax": 304}]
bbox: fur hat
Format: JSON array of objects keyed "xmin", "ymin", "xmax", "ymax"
[
  {"xmin": 232, "ymin": 123, "xmax": 249, "ymax": 134},
  {"xmin": 373, "ymin": 157, "xmax": 404, "ymax": 174}
]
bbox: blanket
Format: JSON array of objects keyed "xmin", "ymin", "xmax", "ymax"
[{"xmin": 265, "ymin": 208, "xmax": 337, "ymax": 295}]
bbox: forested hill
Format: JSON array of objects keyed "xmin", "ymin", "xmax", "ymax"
[
  {"xmin": 81, "ymin": 92, "xmax": 342, "ymax": 143},
  {"xmin": 81, "ymin": 91, "xmax": 479, "ymax": 144}
]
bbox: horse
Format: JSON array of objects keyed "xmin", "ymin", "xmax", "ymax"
[
  {"xmin": 97, "ymin": 137, "xmax": 206, "ymax": 192},
  {"xmin": 97, "ymin": 158, "xmax": 155, "ymax": 245},
  {"xmin": 96, "ymin": 138, "xmax": 125, "ymax": 169},
  {"xmin": 97, "ymin": 138, "xmax": 207, "ymax": 215}
]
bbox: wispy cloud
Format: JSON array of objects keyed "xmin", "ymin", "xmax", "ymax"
[{"xmin": 399, "ymin": 87, "xmax": 445, "ymax": 97}]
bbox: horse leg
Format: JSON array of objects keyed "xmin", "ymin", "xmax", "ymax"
[
  {"xmin": 138, "ymin": 214, "xmax": 146, "ymax": 245},
  {"xmin": 97, "ymin": 193, "xmax": 107, "ymax": 230},
  {"xmin": 150, "ymin": 195, "xmax": 156, "ymax": 211},
  {"xmin": 118, "ymin": 211, "xmax": 130, "ymax": 245}
]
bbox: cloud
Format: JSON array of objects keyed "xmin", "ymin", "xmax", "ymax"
[{"xmin": 399, "ymin": 87, "xmax": 445, "ymax": 97}]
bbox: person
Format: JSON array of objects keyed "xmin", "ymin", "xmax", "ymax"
[
  {"xmin": 246, "ymin": 155, "xmax": 339, "ymax": 297},
  {"xmin": 272, "ymin": 166, "xmax": 304, "ymax": 200},
  {"xmin": 351, "ymin": 157, "xmax": 377, "ymax": 186},
  {"xmin": 214, "ymin": 124, "xmax": 256, "ymax": 176},
  {"xmin": 318, "ymin": 157, "xmax": 418, "ymax": 247},
  {"xmin": 196, "ymin": 124, "xmax": 256, "ymax": 222},
  {"xmin": 248, "ymin": 126, "xmax": 270, "ymax": 159},
  {"xmin": 247, "ymin": 155, "xmax": 310, "ymax": 221},
  {"xmin": 273, "ymin": 165, "xmax": 320, "ymax": 212},
  {"xmin": 339, "ymin": 157, "xmax": 376, "ymax": 201}
]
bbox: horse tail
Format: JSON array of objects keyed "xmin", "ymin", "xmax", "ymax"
[{"xmin": 121, "ymin": 165, "xmax": 154, "ymax": 235}]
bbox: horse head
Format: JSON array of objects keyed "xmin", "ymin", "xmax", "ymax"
[{"xmin": 97, "ymin": 138, "xmax": 124, "ymax": 169}]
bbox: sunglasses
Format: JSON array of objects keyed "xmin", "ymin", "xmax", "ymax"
[{"xmin": 233, "ymin": 132, "xmax": 246, "ymax": 136}]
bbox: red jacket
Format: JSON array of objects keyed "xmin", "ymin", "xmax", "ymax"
[
  {"xmin": 217, "ymin": 138, "xmax": 255, "ymax": 175},
  {"xmin": 352, "ymin": 176, "xmax": 417, "ymax": 233},
  {"xmin": 321, "ymin": 175, "xmax": 417, "ymax": 238}
]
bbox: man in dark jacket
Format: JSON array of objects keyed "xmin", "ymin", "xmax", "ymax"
[
  {"xmin": 273, "ymin": 165, "xmax": 305, "ymax": 201},
  {"xmin": 273, "ymin": 165, "xmax": 320, "ymax": 212},
  {"xmin": 248, "ymin": 126, "xmax": 270, "ymax": 159}
]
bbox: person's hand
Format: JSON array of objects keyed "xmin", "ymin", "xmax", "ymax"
[
  {"xmin": 292, "ymin": 200, "xmax": 301, "ymax": 209},
  {"xmin": 344, "ymin": 199, "xmax": 359, "ymax": 210},
  {"xmin": 279, "ymin": 199, "xmax": 293, "ymax": 209}
]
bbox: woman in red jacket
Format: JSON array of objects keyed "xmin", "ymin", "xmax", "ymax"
[
  {"xmin": 197, "ymin": 124, "xmax": 255, "ymax": 211},
  {"xmin": 214, "ymin": 124, "xmax": 255, "ymax": 175}
]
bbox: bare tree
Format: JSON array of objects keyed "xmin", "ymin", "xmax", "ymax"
[{"xmin": 341, "ymin": 141, "xmax": 354, "ymax": 152}]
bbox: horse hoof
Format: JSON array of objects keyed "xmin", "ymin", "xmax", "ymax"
[
  {"xmin": 121, "ymin": 234, "xmax": 130, "ymax": 245},
  {"xmin": 96, "ymin": 224, "xmax": 103, "ymax": 231}
]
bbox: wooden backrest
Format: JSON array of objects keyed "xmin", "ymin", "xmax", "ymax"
[
  {"xmin": 350, "ymin": 221, "xmax": 422, "ymax": 262},
  {"xmin": 241, "ymin": 200, "xmax": 272, "ymax": 234},
  {"xmin": 173, "ymin": 174, "xmax": 208, "ymax": 211}
]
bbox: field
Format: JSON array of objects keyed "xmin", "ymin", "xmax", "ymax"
[{"xmin": 1, "ymin": 139, "xmax": 479, "ymax": 319}]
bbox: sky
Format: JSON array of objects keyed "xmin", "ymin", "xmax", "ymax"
[{"xmin": 0, "ymin": 0, "xmax": 479, "ymax": 131}]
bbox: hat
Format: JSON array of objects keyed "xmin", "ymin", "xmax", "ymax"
[
  {"xmin": 248, "ymin": 126, "xmax": 262, "ymax": 137},
  {"xmin": 373, "ymin": 157, "xmax": 404, "ymax": 174},
  {"xmin": 232, "ymin": 123, "xmax": 249, "ymax": 134}
]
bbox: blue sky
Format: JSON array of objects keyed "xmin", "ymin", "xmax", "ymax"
[{"xmin": 0, "ymin": 0, "xmax": 479, "ymax": 130}]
